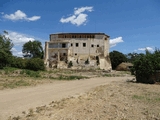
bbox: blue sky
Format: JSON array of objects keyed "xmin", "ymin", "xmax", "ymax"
[{"xmin": 0, "ymin": 0, "xmax": 160, "ymax": 56}]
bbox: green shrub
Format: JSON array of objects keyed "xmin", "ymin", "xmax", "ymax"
[
  {"xmin": 0, "ymin": 51, "xmax": 12, "ymax": 69},
  {"xmin": 85, "ymin": 59, "xmax": 89, "ymax": 64},
  {"xmin": 3, "ymin": 79, "xmax": 30, "ymax": 89},
  {"xmin": 26, "ymin": 58, "xmax": 45, "ymax": 71},
  {"xmin": 68, "ymin": 61, "xmax": 73, "ymax": 68},
  {"xmin": 24, "ymin": 70, "xmax": 41, "ymax": 78},
  {"xmin": 109, "ymin": 50, "xmax": 127, "ymax": 69},
  {"xmin": 133, "ymin": 49, "xmax": 160, "ymax": 84},
  {"xmin": 10, "ymin": 57, "xmax": 27, "ymax": 69},
  {"xmin": 3, "ymin": 67, "xmax": 18, "ymax": 74},
  {"xmin": 50, "ymin": 75, "xmax": 88, "ymax": 80}
]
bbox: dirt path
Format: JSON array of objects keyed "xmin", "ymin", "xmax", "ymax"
[{"xmin": 0, "ymin": 77, "xmax": 133, "ymax": 120}]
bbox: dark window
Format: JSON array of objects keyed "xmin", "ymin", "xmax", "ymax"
[
  {"xmin": 71, "ymin": 43, "xmax": 73, "ymax": 46},
  {"xmin": 97, "ymin": 45, "xmax": 99, "ymax": 47},
  {"xmin": 91, "ymin": 44, "xmax": 94, "ymax": 47},
  {"xmin": 83, "ymin": 43, "xmax": 86, "ymax": 47},
  {"xmin": 62, "ymin": 43, "xmax": 66, "ymax": 48},
  {"xmin": 75, "ymin": 53, "xmax": 77, "ymax": 56},
  {"xmin": 76, "ymin": 43, "xmax": 79, "ymax": 47},
  {"xmin": 63, "ymin": 53, "xmax": 66, "ymax": 56}
]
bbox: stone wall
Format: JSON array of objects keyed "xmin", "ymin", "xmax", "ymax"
[{"xmin": 44, "ymin": 33, "xmax": 112, "ymax": 71}]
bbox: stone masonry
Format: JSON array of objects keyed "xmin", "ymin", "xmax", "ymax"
[{"xmin": 44, "ymin": 33, "xmax": 112, "ymax": 70}]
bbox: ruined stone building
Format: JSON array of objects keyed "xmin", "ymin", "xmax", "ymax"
[{"xmin": 44, "ymin": 33, "xmax": 112, "ymax": 70}]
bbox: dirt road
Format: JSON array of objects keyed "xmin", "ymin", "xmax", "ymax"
[{"xmin": 0, "ymin": 77, "xmax": 132, "ymax": 120}]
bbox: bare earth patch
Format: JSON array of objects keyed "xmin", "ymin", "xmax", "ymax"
[{"xmin": 7, "ymin": 79, "xmax": 160, "ymax": 120}]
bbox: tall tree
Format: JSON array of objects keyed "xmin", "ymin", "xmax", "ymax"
[
  {"xmin": 133, "ymin": 49, "xmax": 160, "ymax": 83},
  {"xmin": 22, "ymin": 40, "xmax": 44, "ymax": 59},
  {"xmin": 126, "ymin": 52, "xmax": 144, "ymax": 63},
  {"xmin": 109, "ymin": 50, "xmax": 127, "ymax": 69},
  {"xmin": 0, "ymin": 31, "xmax": 14, "ymax": 68}
]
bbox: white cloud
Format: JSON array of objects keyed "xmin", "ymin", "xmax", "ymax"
[
  {"xmin": 109, "ymin": 37, "xmax": 124, "ymax": 48},
  {"xmin": 4, "ymin": 31, "xmax": 36, "ymax": 57},
  {"xmin": 60, "ymin": 6, "xmax": 93, "ymax": 26},
  {"xmin": 74, "ymin": 6, "xmax": 93, "ymax": 15},
  {"xmin": 5, "ymin": 31, "xmax": 35, "ymax": 46},
  {"xmin": 60, "ymin": 15, "xmax": 76, "ymax": 24},
  {"xmin": 26, "ymin": 16, "xmax": 41, "ymax": 21},
  {"xmin": 11, "ymin": 47, "xmax": 23, "ymax": 57},
  {"xmin": 3, "ymin": 10, "xmax": 41, "ymax": 21},
  {"xmin": 137, "ymin": 47, "xmax": 154, "ymax": 52},
  {"xmin": 11, "ymin": 47, "xmax": 17, "ymax": 52}
]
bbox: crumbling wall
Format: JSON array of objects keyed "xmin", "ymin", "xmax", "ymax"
[{"xmin": 45, "ymin": 33, "xmax": 112, "ymax": 70}]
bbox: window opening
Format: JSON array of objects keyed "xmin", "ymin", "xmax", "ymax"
[
  {"xmin": 62, "ymin": 43, "xmax": 66, "ymax": 48},
  {"xmin": 83, "ymin": 43, "xmax": 86, "ymax": 47},
  {"xmin": 76, "ymin": 43, "xmax": 79, "ymax": 47}
]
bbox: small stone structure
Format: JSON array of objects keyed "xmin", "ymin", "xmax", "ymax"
[
  {"xmin": 44, "ymin": 33, "xmax": 112, "ymax": 70},
  {"xmin": 116, "ymin": 62, "xmax": 133, "ymax": 71}
]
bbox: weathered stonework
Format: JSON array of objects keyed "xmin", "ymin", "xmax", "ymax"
[{"xmin": 44, "ymin": 33, "xmax": 112, "ymax": 70}]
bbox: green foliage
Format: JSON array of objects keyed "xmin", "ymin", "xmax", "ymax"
[
  {"xmin": 132, "ymin": 94, "xmax": 160, "ymax": 102},
  {"xmin": 10, "ymin": 56, "xmax": 27, "ymax": 69},
  {"xmin": 109, "ymin": 50, "xmax": 127, "ymax": 69},
  {"xmin": 26, "ymin": 58, "xmax": 45, "ymax": 71},
  {"xmin": 51, "ymin": 75, "xmax": 88, "ymax": 80},
  {"xmin": 8, "ymin": 57, "xmax": 45, "ymax": 71},
  {"xmin": 85, "ymin": 59, "xmax": 89, "ymax": 64},
  {"xmin": 0, "ymin": 31, "xmax": 14, "ymax": 68},
  {"xmin": 133, "ymin": 49, "xmax": 160, "ymax": 84},
  {"xmin": 23, "ymin": 70, "xmax": 41, "ymax": 78},
  {"xmin": 0, "ymin": 51, "xmax": 12, "ymax": 68},
  {"xmin": 68, "ymin": 61, "xmax": 73, "ymax": 68},
  {"xmin": 22, "ymin": 40, "xmax": 44, "ymax": 59},
  {"xmin": 132, "ymin": 95, "xmax": 145, "ymax": 100},
  {"xmin": 0, "ymin": 31, "xmax": 13, "ymax": 54},
  {"xmin": 126, "ymin": 52, "xmax": 144, "ymax": 63},
  {"xmin": 3, "ymin": 67, "xmax": 19, "ymax": 74},
  {"xmin": 3, "ymin": 79, "xmax": 30, "ymax": 89}
]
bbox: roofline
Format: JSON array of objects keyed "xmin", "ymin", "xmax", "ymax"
[{"xmin": 50, "ymin": 33, "xmax": 110, "ymax": 37}]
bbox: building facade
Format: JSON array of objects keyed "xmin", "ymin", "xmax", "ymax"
[{"xmin": 44, "ymin": 33, "xmax": 112, "ymax": 70}]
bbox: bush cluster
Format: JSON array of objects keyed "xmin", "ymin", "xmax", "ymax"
[
  {"xmin": 10, "ymin": 57, "xmax": 45, "ymax": 71},
  {"xmin": 109, "ymin": 50, "xmax": 127, "ymax": 69},
  {"xmin": 132, "ymin": 50, "xmax": 160, "ymax": 84}
]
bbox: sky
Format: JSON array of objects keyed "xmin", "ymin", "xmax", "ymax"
[{"xmin": 0, "ymin": 0, "xmax": 160, "ymax": 57}]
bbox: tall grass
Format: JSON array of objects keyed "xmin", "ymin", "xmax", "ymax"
[
  {"xmin": 3, "ymin": 79, "xmax": 30, "ymax": 89},
  {"xmin": 50, "ymin": 75, "xmax": 88, "ymax": 80},
  {"xmin": 23, "ymin": 70, "xmax": 41, "ymax": 78},
  {"xmin": 3, "ymin": 67, "xmax": 19, "ymax": 74}
]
